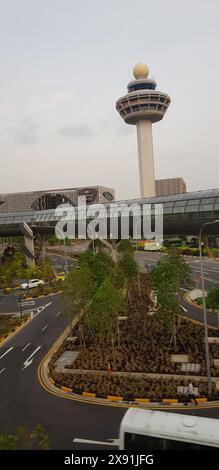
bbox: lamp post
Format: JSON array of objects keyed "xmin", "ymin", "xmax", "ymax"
[{"xmin": 199, "ymin": 220, "xmax": 219, "ymax": 398}]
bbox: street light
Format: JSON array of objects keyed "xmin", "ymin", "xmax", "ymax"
[{"xmin": 199, "ymin": 219, "xmax": 219, "ymax": 398}]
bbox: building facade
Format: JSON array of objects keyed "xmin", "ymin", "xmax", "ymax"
[
  {"xmin": 155, "ymin": 178, "xmax": 186, "ymax": 196},
  {"xmin": 0, "ymin": 186, "xmax": 115, "ymax": 213}
]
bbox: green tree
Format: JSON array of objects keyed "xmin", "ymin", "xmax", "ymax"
[
  {"xmin": 80, "ymin": 250, "xmax": 115, "ymax": 287},
  {"xmin": 152, "ymin": 250, "xmax": 193, "ymax": 345},
  {"xmin": 0, "ymin": 425, "xmax": 49, "ymax": 450},
  {"xmin": 85, "ymin": 277, "xmax": 127, "ymax": 342},
  {"xmin": 117, "ymin": 239, "xmax": 134, "ymax": 255},
  {"xmin": 206, "ymin": 287, "xmax": 219, "ymax": 312},
  {"xmin": 118, "ymin": 253, "xmax": 138, "ymax": 283},
  {"xmin": 63, "ymin": 266, "xmax": 95, "ymax": 334}
]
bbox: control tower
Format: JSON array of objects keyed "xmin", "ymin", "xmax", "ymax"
[{"xmin": 116, "ymin": 63, "xmax": 171, "ymax": 197}]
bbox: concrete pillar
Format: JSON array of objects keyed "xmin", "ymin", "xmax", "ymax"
[
  {"xmin": 20, "ymin": 223, "xmax": 35, "ymax": 268},
  {"xmin": 136, "ymin": 120, "xmax": 155, "ymax": 198}
]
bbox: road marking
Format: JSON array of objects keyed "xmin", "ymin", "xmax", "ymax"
[
  {"xmin": 204, "ymin": 277, "xmax": 218, "ymax": 285},
  {"xmin": 73, "ymin": 438, "xmax": 119, "ymax": 447},
  {"xmin": 24, "ymin": 301, "xmax": 53, "ymax": 318},
  {"xmin": 41, "ymin": 325, "xmax": 48, "ymax": 332},
  {"xmin": 0, "ymin": 347, "xmax": 14, "ymax": 360},
  {"xmin": 180, "ymin": 305, "xmax": 188, "ymax": 312},
  {"xmin": 0, "ymin": 368, "xmax": 6, "ymax": 374},
  {"xmin": 180, "ymin": 288, "xmax": 189, "ymax": 292},
  {"xmin": 56, "ymin": 311, "xmax": 61, "ymax": 317},
  {"xmin": 22, "ymin": 346, "xmax": 42, "ymax": 370},
  {"xmin": 22, "ymin": 342, "xmax": 31, "ymax": 352},
  {"xmin": 21, "ymin": 300, "xmax": 35, "ymax": 306},
  {"xmin": 192, "ymin": 269, "xmax": 209, "ymax": 275}
]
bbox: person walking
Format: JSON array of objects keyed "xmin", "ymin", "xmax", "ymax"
[{"xmin": 183, "ymin": 380, "xmax": 198, "ymax": 405}]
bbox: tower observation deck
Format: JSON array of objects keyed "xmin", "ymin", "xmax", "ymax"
[{"xmin": 116, "ymin": 63, "xmax": 171, "ymax": 197}]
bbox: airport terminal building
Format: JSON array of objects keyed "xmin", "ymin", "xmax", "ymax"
[{"xmin": 0, "ymin": 186, "xmax": 115, "ymax": 213}]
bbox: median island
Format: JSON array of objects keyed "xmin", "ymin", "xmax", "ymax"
[{"xmin": 48, "ymin": 246, "xmax": 219, "ymax": 401}]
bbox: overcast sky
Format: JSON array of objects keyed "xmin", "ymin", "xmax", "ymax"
[{"xmin": 0, "ymin": 0, "xmax": 219, "ymax": 200}]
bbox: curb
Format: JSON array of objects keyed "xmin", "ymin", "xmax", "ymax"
[
  {"xmin": 38, "ymin": 315, "xmax": 218, "ymax": 409},
  {"xmin": 182, "ymin": 292, "xmax": 217, "ymax": 329},
  {"xmin": 184, "ymin": 292, "xmax": 216, "ymax": 314},
  {"xmin": 0, "ymin": 315, "xmax": 31, "ymax": 347},
  {"xmin": 20, "ymin": 291, "xmax": 62, "ymax": 301},
  {"xmin": 47, "ymin": 374, "xmax": 210, "ymax": 406}
]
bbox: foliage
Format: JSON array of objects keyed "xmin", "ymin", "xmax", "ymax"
[
  {"xmin": 53, "ymin": 372, "xmax": 209, "ymax": 400},
  {"xmin": 0, "ymin": 248, "xmax": 54, "ymax": 288},
  {"xmin": 80, "ymin": 250, "xmax": 115, "ymax": 287},
  {"xmin": 205, "ymin": 287, "xmax": 219, "ymax": 311},
  {"xmin": 117, "ymin": 239, "xmax": 134, "ymax": 254},
  {"xmin": 152, "ymin": 249, "xmax": 193, "ymax": 327},
  {"xmin": 63, "ymin": 266, "xmax": 95, "ymax": 317},
  {"xmin": 118, "ymin": 253, "xmax": 138, "ymax": 283},
  {"xmin": 0, "ymin": 425, "xmax": 49, "ymax": 450},
  {"xmin": 85, "ymin": 278, "xmax": 127, "ymax": 338},
  {"xmin": 0, "ymin": 250, "xmax": 25, "ymax": 287}
]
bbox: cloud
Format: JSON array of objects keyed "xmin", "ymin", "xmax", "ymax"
[{"xmin": 58, "ymin": 124, "xmax": 93, "ymax": 138}]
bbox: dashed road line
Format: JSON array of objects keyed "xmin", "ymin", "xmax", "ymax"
[
  {"xmin": 22, "ymin": 342, "xmax": 31, "ymax": 352},
  {"xmin": 0, "ymin": 368, "xmax": 6, "ymax": 374},
  {"xmin": 180, "ymin": 305, "xmax": 188, "ymax": 312},
  {"xmin": 56, "ymin": 311, "xmax": 61, "ymax": 317},
  {"xmin": 41, "ymin": 325, "xmax": 48, "ymax": 332},
  {"xmin": 0, "ymin": 347, "xmax": 14, "ymax": 360},
  {"xmin": 203, "ymin": 277, "xmax": 218, "ymax": 285}
]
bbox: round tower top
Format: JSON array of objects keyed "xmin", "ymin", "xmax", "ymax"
[{"xmin": 133, "ymin": 63, "xmax": 149, "ymax": 79}]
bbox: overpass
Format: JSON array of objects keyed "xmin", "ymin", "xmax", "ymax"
[
  {"xmin": 0, "ymin": 188, "xmax": 219, "ymax": 238},
  {"xmin": 1, "ymin": 188, "xmax": 219, "ymax": 266}
]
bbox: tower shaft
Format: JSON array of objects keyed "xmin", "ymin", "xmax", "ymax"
[
  {"xmin": 136, "ymin": 120, "xmax": 155, "ymax": 198},
  {"xmin": 116, "ymin": 63, "xmax": 170, "ymax": 198}
]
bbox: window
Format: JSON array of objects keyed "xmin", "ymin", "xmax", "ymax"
[
  {"xmin": 124, "ymin": 433, "xmax": 216, "ymax": 450},
  {"xmin": 128, "ymin": 82, "xmax": 156, "ymax": 92},
  {"xmin": 32, "ymin": 193, "xmax": 72, "ymax": 211}
]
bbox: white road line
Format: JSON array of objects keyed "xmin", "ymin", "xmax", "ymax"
[
  {"xmin": 180, "ymin": 288, "xmax": 189, "ymax": 292},
  {"xmin": 73, "ymin": 438, "xmax": 119, "ymax": 447},
  {"xmin": 0, "ymin": 347, "xmax": 14, "ymax": 360},
  {"xmin": 56, "ymin": 311, "xmax": 61, "ymax": 317},
  {"xmin": 204, "ymin": 277, "xmax": 218, "ymax": 284},
  {"xmin": 22, "ymin": 342, "xmax": 31, "ymax": 352},
  {"xmin": 180, "ymin": 305, "xmax": 188, "ymax": 312},
  {"xmin": 192, "ymin": 267, "xmax": 218, "ymax": 274},
  {"xmin": 21, "ymin": 300, "xmax": 35, "ymax": 306},
  {"xmin": 192, "ymin": 269, "xmax": 209, "ymax": 275},
  {"xmin": 41, "ymin": 325, "xmax": 48, "ymax": 332},
  {"xmin": 22, "ymin": 346, "xmax": 42, "ymax": 370},
  {"xmin": 0, "ymin": 368, "xmax": 6, "ymax": 374},
  {"xmin": 29, "ymin": 301, "xmax": 53, "ymax": 319}
]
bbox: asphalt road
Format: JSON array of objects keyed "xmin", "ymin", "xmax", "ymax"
[
  {"xmin": 135, "ymin": 252, "xmax": 219, "ymax": 327},
  {"xmin": 0, "ymin": 294, "xmax": 125, "ymax": 449},
  {"xmin": 48, "ymin": 253, "xmax": 79, "ymax": 273},
  {"xmin": 0, "ymin": 253, "xmax": 219, "ymax": 449}
]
